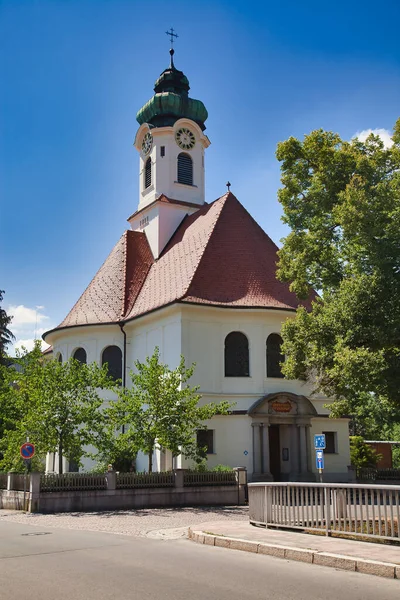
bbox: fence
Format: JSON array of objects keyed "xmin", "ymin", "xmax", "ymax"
[
  {"xmin": 249, "ymin": 482, "xmax": 400, "ymax": 542},
  {"xmin": 184, "ymin": 471, "xmax": 237, "ymax": 487},
  {"xmin": 0, "ymin": 473, "xmax": 7, "ymax": 490},
  {"xmin": 1, "ymin": 468, "xmax": 247, "ymax": 512},
  {"xmin": 116, "ymin": 472, "xmax": 174, "ymax": 489},
  {"xmin": 40, "ymin": 473, "xmax": 107, "ymax": 492},
  {"xmin": 357, "ymin": 467, "xmax": 400, "ymax": 482}
]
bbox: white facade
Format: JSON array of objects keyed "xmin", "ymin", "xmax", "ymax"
[{"xmin": 48, "ymin": 304, "xmax": 351, "ymax": 481}]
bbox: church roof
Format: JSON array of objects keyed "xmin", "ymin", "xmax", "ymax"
[{"xmin": 47, "ymin": 193, "xmax": 314, "ymax": 336}]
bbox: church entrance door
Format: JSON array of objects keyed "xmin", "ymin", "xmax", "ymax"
[{"xmin": 269, "ymin": 425, "xmax": 281, "ymax": 481}]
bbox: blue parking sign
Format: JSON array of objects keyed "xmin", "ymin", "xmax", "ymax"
[
  {"xmin": 316, "ymin": 450, "xmax": 324, "ymax": 470},
  {"xmin": 314, "ymin": 434, "xmax": 326, "ymax": 449}
]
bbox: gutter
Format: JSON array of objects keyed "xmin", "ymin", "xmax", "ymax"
[{"xmin": 119, "ymin": 322, "xmax": 127, "ymax": 434}]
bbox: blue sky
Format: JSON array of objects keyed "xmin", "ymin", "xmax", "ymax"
[{"xmin": 1, "ymin": 0, "xmax": 399, "ymax": 352}]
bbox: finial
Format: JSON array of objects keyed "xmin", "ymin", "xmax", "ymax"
[
  {"xmin": 166, "ymin": 28, "xmax": 178, "ymax": 68},
  {"xmin": 226, "ymin": 181, "xmax": 231, "ymax": 192}
]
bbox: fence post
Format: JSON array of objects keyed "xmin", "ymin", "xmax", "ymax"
[
  {"xmin": 234, "ymin": 467, "xmax": 247, "ymax": 505},
  {"xmin": 29, "ymin": 473, "xmax": 41, "ymax": 513},
  {"xmin": 105, "ymin": 471, "xmax": 116, "ymax": 491},
  {"xmin": 7, "ymin": 472, "xmax": 16, "ymax": 491},
  {"xmin": 173, "ymin": 469, "xmax": 185, "ymax": 489}
]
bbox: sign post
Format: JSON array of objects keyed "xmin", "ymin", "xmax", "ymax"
[
  {"xmin": 20, "ymin": 442, "xmax": 35, "ymax": 511},
  {"xmin": 314, "ymin": 435, "xmax": 325, "ymax": 483}
]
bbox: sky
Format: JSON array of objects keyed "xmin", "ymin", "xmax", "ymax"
[{"xmin": 1, "ymin": 0, "xmax": 399, "ymax": 354}]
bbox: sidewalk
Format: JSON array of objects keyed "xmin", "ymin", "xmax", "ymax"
[{"xmin": 189, "ymin": 520, "xmax": 400, "ymax": 579}]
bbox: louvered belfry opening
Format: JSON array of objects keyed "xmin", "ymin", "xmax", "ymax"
[
  {"xmin": 224, "ymin": 331, "xmax": 250, "ymax": 377},
  {"xmin": 144, "ymin": 157, "xmax": 151, "ymax": 188},
  {"xmin": 177, "ymin": 152, "xmax": 193, "ymax": 185},
  {"xmin": 266, "ymin": 333, "xmax": 284, "ymax": 378}
]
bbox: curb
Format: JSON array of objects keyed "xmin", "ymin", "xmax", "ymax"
[{"xmin": 188, "ymin": 528, "xmax": 399, "ymax": 579}]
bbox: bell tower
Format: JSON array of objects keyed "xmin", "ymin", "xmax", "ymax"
[{"xmin": 128, "ymin": 34, "xmax": 210, "ymax": 259}]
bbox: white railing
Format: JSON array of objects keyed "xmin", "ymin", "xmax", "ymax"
[{"xmin": 249, "ymin": 482, "xmax": 400, "ymax": 542}]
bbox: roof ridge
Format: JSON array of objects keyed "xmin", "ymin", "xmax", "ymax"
[
  {"xmin": 179, "ymin": 194, "xmax": 230, "ymax": 299},
  {"xmin": 181, "ymin": 192, "xmax": 235, "ymax": 301},
  {"xmin": 121, "ymin": 230, "xmax": 129, "ymax": 319}
]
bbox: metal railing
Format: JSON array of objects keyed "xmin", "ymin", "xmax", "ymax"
[
  {"xmin": 357, "ymin": 467, "xmax": 400, "ymax": 482},
  {"xmin": 0, "ymin": 473, "xmax": 7, "ymax": 490},
  {"xmin": 40, "ymin": 473, "xmax": 107, "ymax": 492},
  {"xmin": 116, "ymin": 472, "xmax": 174, "ymax": 489},
  {"xmin": 249, "ymin": 482, "xmax": 400, "ymax": 542},
  {"xmin": 184, "ymin": 471, "xmax": 237, "ymax": 487}
]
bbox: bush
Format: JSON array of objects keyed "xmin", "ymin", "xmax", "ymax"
[
  {"xmin": 350, "ymin": 436, "xmax": 381, "ymax": 468},
  {"xmin": 212, "ymin": 464, "xmax": 233, "ymax": 472}
]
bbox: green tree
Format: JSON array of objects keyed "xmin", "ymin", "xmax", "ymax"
[
  {"xmin": 275, "ymin": 119, "xmax": 400, "ymax": 414},
  {"xmin": 350, "ymin": 436, "xmax": 381, "ymax": 469},
  {"xmin": 106, "ymin": 347, "xmax": 232, "ymax": 472},
  {"xmin": 0, "ymin": 342, "xmax": 113, "ymax": 473},
  {"xmin": 0, "ymin": 290, "xmax": 15, "ymax": 364}
]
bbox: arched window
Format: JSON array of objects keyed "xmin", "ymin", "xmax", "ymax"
[
  {"xmin": 56, "ymin": 352, "xmax": 62, "ymax": 363},
  {"xmin": 177, "ymin": 153, "xmax": 193, "ymax": 186},
  {"xmin": 73, "ymin": 347, "xmax": 87, "ymax": 365},
  {"xmin": 101, "ymin": 345, "xmax": 122, "ymax": 382},
  {"xmin": 144, "ymin": 157, "xmax": 151, "ymax": 189},
  {"xmin": 224, "ymin": 332, "xmax": 249, "ymax": 377},
  {"xmin": 266, "ymin": 334, "xmax": 284, "ymax": 378}
]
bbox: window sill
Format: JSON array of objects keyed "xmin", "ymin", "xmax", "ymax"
[
  {"xmin": 225, "ymin": 375, "xmax": 251, "ymax": 378},
  {"xmin": 174, "ymin": 181, "xmax": 198, "ymax": 188}
]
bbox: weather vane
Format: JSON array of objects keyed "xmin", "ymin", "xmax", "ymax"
[{"xmin": 166, "ymin": 27, "xmax": 178, "ymax": 47}]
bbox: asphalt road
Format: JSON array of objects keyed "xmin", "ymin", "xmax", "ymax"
[{"xmin": 0, "ymin": 520, "xmax": 399, "ymax": 600}]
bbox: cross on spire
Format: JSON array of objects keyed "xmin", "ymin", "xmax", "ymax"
[{"xmin": 166, "ymin": 27, "xmax": 178, "ymax": 47}]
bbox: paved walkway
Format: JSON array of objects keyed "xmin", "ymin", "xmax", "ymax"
[
  {"xmin": 0, "ymin": 506, "xmax": 248, "ymax": 537},
  {"xmin": 189, "ymin": 520, "xmax": 400, "ymax": 579}
]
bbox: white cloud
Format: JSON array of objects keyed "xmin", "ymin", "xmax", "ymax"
[
  {"xmin": 6, "ymin": 304, "xmax": 53, "ymax": 356},
  {"xmin": 353, "ymin": 128, "xmax": 393, "ymax": 148},
  {"xmin": 14, "ymin": 338, "xmax": 50, "ymax": 353},
  {"xmin": 7, "ymin": 305, "xmax": 49, "ymax": 328}
]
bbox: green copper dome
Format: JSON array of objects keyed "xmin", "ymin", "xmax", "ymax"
[{"xmin": 136, "ymin": 50, "xmax": 208, "ymax": 131}]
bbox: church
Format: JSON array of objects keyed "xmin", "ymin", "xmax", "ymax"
[{"xmin": 43, "ymin": 45, "xmax": 351, "ymax": 482}]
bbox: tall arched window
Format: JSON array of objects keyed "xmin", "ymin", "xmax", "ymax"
[
  {"xmin": 266, "ymin": 334, "xmax": 284, "ymax": 378},
  {"xmin": 101, "ymin": 345, "xmax": 122, "ymax": 382},
  {"xmin": 56, "ymin": 352, "xmax": 63, "ymax": 363},
  {"xmin": 144, "ymin": 157, "xmax": 151, "ymax": 189},
  {"xmin": 224, "ymin": 332, "xmax": 249, "ymax": 377},
  {"xmin": 177, "ymin": 153, "xmax": 193, "ymax": 185},
  {"xmin": 73, "ymin": 347, "xmax": 87, "ymax": 365}
]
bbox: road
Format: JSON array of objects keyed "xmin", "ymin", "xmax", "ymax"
[{"xmin": 0, "ymin": 520, "xmax": 399, "ymax": 600}]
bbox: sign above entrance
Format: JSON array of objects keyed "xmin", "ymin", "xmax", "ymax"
[{"xmin": 271, "ymin": 400, "xmax": 292, "ymax": 413}]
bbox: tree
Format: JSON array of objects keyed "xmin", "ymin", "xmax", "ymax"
[
  {"xmin": 0, "ymin": 291, "xmax": 15, "ymax": 364},
  {"xmin": 275, "ymin": 119, "xmax": 400, "ymax": 414},
  {"xmin": 105, "ymin": 347, "xmax": 232, "ymax": 472},
  {"xmin": 350, "ymin": 436, "xmax": 381, "ymax": 469},
  {"xmin": 0, "ymin": 342, "xmax": 113, "ymax": 473}
]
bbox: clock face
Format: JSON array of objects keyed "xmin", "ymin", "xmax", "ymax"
[
  {"xmin": 175, "ymin": 128, "xmax": 195, "ymax": 150},
  {"xmin": 141, "ymin": 132, "xmax": 153, "ymax": 155}
]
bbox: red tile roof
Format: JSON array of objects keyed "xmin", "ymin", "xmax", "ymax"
[
  {"xmin": 50, "ymin": 193, "xmax": 315, "ymax": 334},
  {"xmin": 58, "ymin": 231, "xmax": 153, "ymax": 328}
]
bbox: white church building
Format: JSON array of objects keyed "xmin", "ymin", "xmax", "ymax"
[{"xmin": 43, "ymin": 48, "xmax": 351, "ymax": 482}]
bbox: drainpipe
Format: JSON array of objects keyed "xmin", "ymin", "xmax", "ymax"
[{"xmin": 119, "ymin": 322, "xmax": 127, "ymax": 434}]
